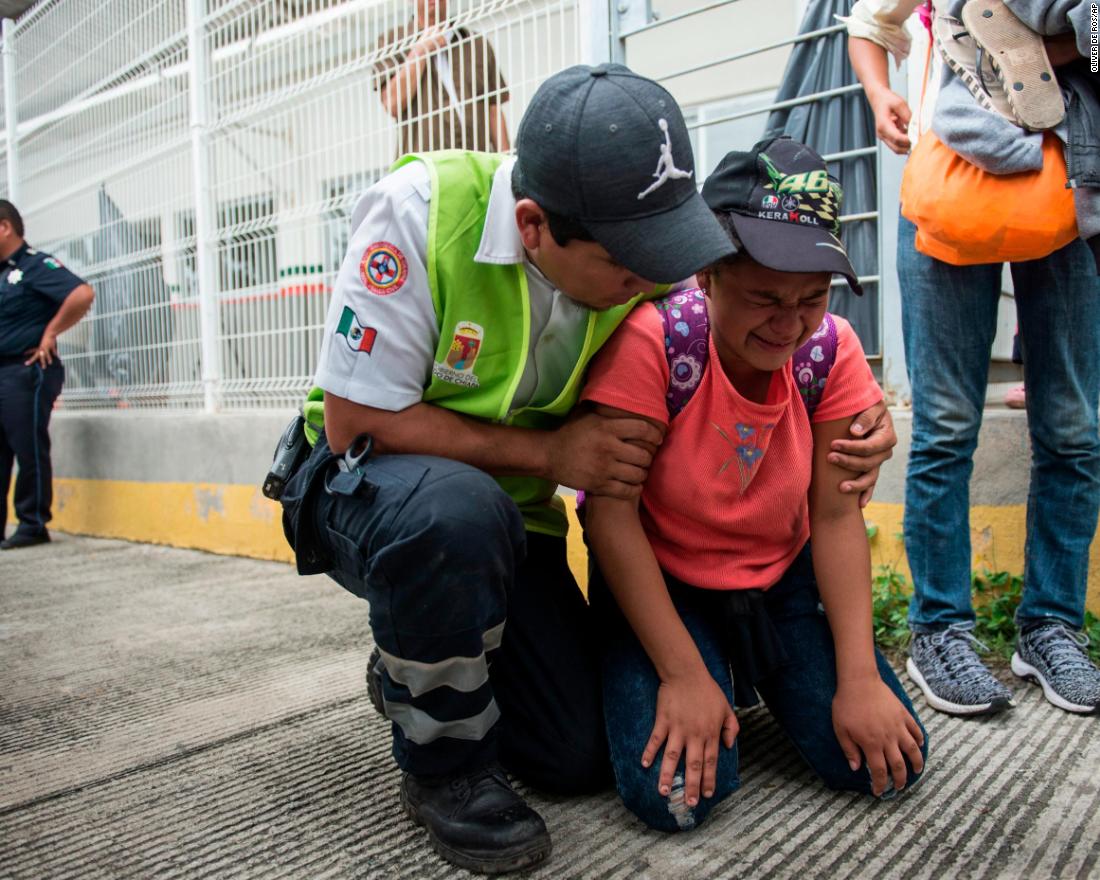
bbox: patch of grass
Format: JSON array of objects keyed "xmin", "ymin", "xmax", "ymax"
[
  {"xmin": 971, "ymin": 570, "xmax": 1022, "ymax": 660},
  {"xmin": 1085, "ymin": 613, "xmax": 1100, "ymax": 664},
  {"xmin": 870, "ymin": 566, "xmax": 1100, "ymax": 665},
  {"xmin": 871, "ymin": 565, "xmax": 911, "ymax": 654}
]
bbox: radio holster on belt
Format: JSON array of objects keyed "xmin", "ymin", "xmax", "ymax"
[
  {"xmin": 262, "ymin": 414, "xmax": 310, "ymax": 501},
  {"xmin": 269, "ymin": 421, "xmax": 377, "ymax": 575}
]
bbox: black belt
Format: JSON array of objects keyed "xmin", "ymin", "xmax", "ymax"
[
  {"xmin": 0, "ymin": 353, "xmax": 28, "ymax": 367},
  {"xmin": 663, "ymin": 545, "xmax": 819, "ymax": 709},
  {"xmin": 593, "ymin": 543, "xmax": 816, "ymax": 710},
  {"xmin": 718, "ymin": 588, "xmax": 789, "ymax": 709}
]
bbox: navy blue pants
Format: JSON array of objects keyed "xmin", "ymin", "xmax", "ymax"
[
  {"xmin": 286, "ymin": 435, "xmax": 610, "ymax": 792},
  {"xmin": 0, "ymin": 359, "xmax": 64, "ymax": 538}
]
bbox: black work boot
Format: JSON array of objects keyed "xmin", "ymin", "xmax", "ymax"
[
  {"xmin": 400, "ymin": 765, "xmax": 552, "ymax": 874},
  {"xmin": 1, "ymin": 530, "xmax": 50, "ymax": 550},
  {"xmin": 366, "ymin": 647, "xmax": 385, "ymax": 717}
]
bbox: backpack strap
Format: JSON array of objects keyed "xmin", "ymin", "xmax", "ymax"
[
  {"xmin": 792, "ymin": 313, "xmax": 839, "ymax": 420},
  {"xmin": 653, "ymin": 289, "xmax": 711, "ymax": 419},
  {"xmin": 654, "ymin": 290, "xmax": 840, "ymax": 422}
]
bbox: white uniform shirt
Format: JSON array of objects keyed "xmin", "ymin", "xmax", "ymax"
[{"xmin": 314, "ymin": 158, "xmax": 589, "ymax": 414}]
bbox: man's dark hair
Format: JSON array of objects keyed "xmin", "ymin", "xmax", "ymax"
[
  {"xmin": 511, "ymin": 179, "xmax": 595, "ymax": 248},
  {"xmin": 0, "ymin": 200, "xmax": 24, "ymax": 238}
]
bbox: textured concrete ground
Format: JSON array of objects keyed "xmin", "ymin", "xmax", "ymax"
[{"xmin": 2, "ymin": 534, "xmax": 1099, "ymax": 879}]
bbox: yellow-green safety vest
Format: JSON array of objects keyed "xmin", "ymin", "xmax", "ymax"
[{"xmin": 306, "ymin": 150, "xmax": 650, "ymax": 536}]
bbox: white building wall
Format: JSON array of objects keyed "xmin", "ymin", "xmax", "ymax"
[{"xmin": 627, "ymin": 0, "xmax": 800, "ymax": 106}]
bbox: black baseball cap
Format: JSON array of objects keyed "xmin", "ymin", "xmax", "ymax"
[
  {"xmin": 513, "ymin": 64, "xmax": 735, "ymax": 284},
  {"xmin": 700, "ymin": 136, "xmax": 863, "ymax": 295}
]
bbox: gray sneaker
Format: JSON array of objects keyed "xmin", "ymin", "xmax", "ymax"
[
  {"xmin": 1012, "ymin": 623, "xmax": 1100, "ymax": 714},
  {"xmin": 906, "ymin": 626, "xmax": 1014, "ymax": 716}
]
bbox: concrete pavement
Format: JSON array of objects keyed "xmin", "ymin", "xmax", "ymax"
[{"xmin": 2, "ymin": 534, "xmax": 1099, "ymax": 879}]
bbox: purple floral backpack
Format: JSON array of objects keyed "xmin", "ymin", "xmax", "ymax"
[
  {"xmin": 654, "ymin": 288, "xmax": 838, "ymax": 420},
  {"xmin": 574, "ymin": 290, "xmax": 838, "ymax": 518}
]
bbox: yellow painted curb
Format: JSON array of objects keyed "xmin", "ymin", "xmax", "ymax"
[
  {"xmin": 41, "ymin": 477, "xmax": 294, "ymax": 564},
  {"xmin": 863, "ymin": 502, "xmax": 1100, "ymax": 615},
  {"xmin": 14, "ymin": 479, "xmax": 1100, "ymax": 615}
]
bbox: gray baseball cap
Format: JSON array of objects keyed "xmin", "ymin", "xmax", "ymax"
[{"xmin": 513, "ymin": 64, "xmax": 735, "ymax": 284}]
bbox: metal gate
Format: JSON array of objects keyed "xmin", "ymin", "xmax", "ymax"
[{"xmin": 5, "ymin": 0, "xmax": 1012, "ymax": 411}]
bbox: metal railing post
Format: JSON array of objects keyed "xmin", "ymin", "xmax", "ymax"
[
  {"xmin": 610, "ymin": 0, "xmax": 652, "ymax": 65},
  {"xmin": 580, "ymin": 0, "xmax": 613, "ymax": 65},
  {"xmin": 876, "ymin": 59, "xmax": 910, "ymax": 407},
  {"xmin": 187, "ymin": 0, "xmax": 221, "ymax": 413},
  {"xmin": 3, "ymin": 17, "xmax": 19, "ymax": 205}
]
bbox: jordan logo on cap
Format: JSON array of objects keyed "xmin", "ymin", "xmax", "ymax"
[{"xmin": 637, "ymin": 118, "xmax": 693, "ymax": 200}]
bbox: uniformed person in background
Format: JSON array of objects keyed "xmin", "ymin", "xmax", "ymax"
[{"xmin": 0, "ymin": 200, "xmax": 94, "ymax": 550}]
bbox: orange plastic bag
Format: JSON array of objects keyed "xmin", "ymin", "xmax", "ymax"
[{"xmin": 900, "ymin": 131, "xmax": 1077, "ymax": 265}]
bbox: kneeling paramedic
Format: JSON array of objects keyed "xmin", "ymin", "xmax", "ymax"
[{"xmin": 276, "ymin": 64, "xmax": 897, "ymax": 874}]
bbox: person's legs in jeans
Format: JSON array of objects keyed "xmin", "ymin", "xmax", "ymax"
[
  {"xmin": 590, "ymin": 570, "xmax": 739, "ymax": 833},
  {"xmin": 1010, "ymin": 240, "xmax": 1100, "ymax": 629},
  {"xmin": 897, "ymin": 216, "xmax": 1016, "ymax": 714},
  {"xmin": 898, "ymin": 216, "xmax": 1002, "ymax": 633},
  {"xmin": 1008, "ymin": 240, "xmax": 1100, "ymax": 713},
  {"xmin": 756, "ymin": 545, "xmax": 928, "ymax": 795}
]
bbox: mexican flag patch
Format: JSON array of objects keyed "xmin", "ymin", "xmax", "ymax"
[{"xmin": 336, "ymin": 306, "xmax": 377, "ymax": 353}]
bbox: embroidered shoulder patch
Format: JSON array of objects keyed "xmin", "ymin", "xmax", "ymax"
[
  {"xmin": 336, "ymin": 306, "xmax": 377, "ymax": 354},
  {"xmin": 360, "ymin": 241, "xmax": 408, "ymax": 295},
  {"xmin": 432, "ymin": 321, "xmax": 484, "ymax": 388}
]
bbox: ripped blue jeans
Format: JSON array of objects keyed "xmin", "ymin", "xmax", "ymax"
[{"xmin": 591, "ymin": 544, "xmax": 927, "ymax": 832}]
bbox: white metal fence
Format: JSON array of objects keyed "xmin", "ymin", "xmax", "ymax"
[
  {"xmin": 3, "ymin": 0, "xmax": 582, "ymax": 411},
  {"xmin": 7, "ymin": 0, "xmax": 973, "ymax": 411}
]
